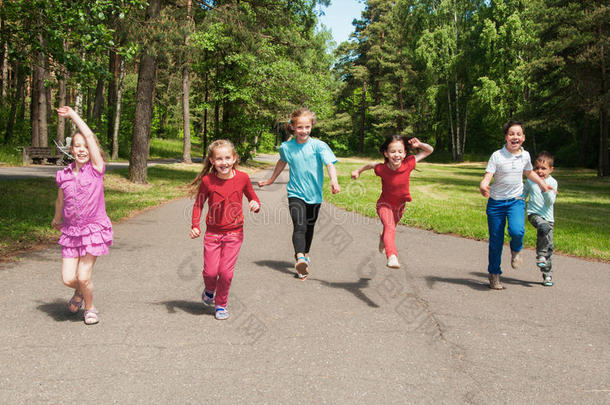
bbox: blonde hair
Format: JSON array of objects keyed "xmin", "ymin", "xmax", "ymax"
[
  {"xmin": 189, "ymin": 139, "xmax": 239, "ymax": 195},
  {"xmin": 286, "ymin": 108, "xmax": 317, "ymax": 134},
  {"xmin": 70, "ymin": 132, "xmax": 107, "ymax": 161}
]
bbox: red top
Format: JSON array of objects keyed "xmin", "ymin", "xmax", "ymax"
[
  {"xmin": 374, "ymin": 156, "xmax": 416, "ymax": 205},
  {"xmin": 191, "ymin": 170, "xmax": 260, "ymax": 233}
]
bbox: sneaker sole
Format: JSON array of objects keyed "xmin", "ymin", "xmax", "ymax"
[{"xmin": 295, "ymin": 261, "xmax": 309, "ymax": 277}]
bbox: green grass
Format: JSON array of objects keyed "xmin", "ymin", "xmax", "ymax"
[
  {"xmin": 0, "ymin": 161, "xmax": 268, "ymax": 258},
  {"xmin": 0, "ymin": 145, "xmax": 25, "ymax": 166},
  {"xmin": 149, "ymin": 138, "xmax": 203, "ymax": 160},
  {"xmin": 325, "ymin": 160, "xmax": 610, "ymax": 261}
]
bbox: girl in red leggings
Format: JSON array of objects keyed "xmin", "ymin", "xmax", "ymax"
[
  {"xmin": 190, "ymin": 139, "xmax": 260, "ymax": 320},
  {"xmin": 351, "ymin": 135, "xmax": 433, "ymax": 268}
]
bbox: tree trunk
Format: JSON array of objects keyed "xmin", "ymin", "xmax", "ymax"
[
  {"xmin": 398, "ymin": 55, "xmax": 405, "ymax": 132},
  {"xmin": 461, "ymin": 107, "xmax": 467, "ymax": 158},
  {"xmin": 130, "ymin": 53, "xmax": 157, "ymax": 183},
  {"xmin": 1, "ymin": 40, "xmax": 7, "ymax": 102},
  {"xmin": 5, "ymin": 61, "xmax": 24, "ymax": 142},
  {"xmin": 182, "ymin": 65, "xmax": 192, "ymax": 163},
  {"xmin": 33, "ymin": 49, "xmax": 48, "ymax": 147},
  {"xmin": 454, "ymin": 77, "xmax": 462, "ymax": 161},
  {"xmin": 129, "ymin": 0, "xmax": 162, "ymax": 183},
  {"xmin": 57, "ymin": 73, "xmax": 67, "ymax": 143},
  {"xmin": 182, "ymin": 0, "xmax": 193, "ymax": 163},
  {"xmin": 359, "ymin": 79, "xmax": 367, "ymax": 153},
  {"xmin": 112, "ymin": 58, "xmax": 125, "ymax": 160},
  {"xmin": 446, "ymin": 81, "xmax": 455, "ymax": 161},
  {"xmin": 203, "ymin": 71, "xmax": 209, "ymax": 156},
  {"xmin": 92, "ymin": 77, "xmax": 104, "ymax": 129},
  {"xmin": 107, "ymin": 48, "xmax": 118, "ymax": 145},
  {"xmin": 598, "ymin": 35, "xmax": 608, "ymax": 177}
]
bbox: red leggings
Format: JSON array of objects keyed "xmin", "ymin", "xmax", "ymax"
[{"xmin": 376, "ymin": 200, "xmax": 406, "ymax": 258}]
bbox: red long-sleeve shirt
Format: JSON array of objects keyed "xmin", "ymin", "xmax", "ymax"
[{"xmin": 191, "ymin": 170, "xmax": 260, "ymax": 234}]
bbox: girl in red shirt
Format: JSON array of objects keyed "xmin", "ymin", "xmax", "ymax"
[
  {"xmin": 190, "ymin": 140, "xmax": 260, "ymax": 320},
  {"xmin": 351, "ymin": 135, "xmax": 433, "ymax": 269}
]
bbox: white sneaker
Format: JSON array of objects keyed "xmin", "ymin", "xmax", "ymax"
[{"xmin": 387, "ymin": 255, "xmax": 400, "ymax": 268}]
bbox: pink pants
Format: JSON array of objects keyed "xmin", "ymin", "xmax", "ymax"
[
  {"xmin": 203, "ymin": 231, "xmax": 244, "ymax": 308},
  {"xmin": 376, "ymin": 201, "xmax": 406, "ymax": 258}
]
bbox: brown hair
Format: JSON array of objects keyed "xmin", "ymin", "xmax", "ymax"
[
  {"xmin": 535, "ymin": 150, "xmax": 554, "ymax": 167},
  {"xmin": 70, "ymin": 132, "xmax": 107, "ymax": 161},
  {"xmin": 286, "ymin": 108, "xmax": 317, "ymax": 134},
  {"xmin": 189, "ymin": 139, "xmax": 238, "ymax": 195},
  {"xmin": 503, "ymin": 120, "xmax": 524, "ymax": 135}
]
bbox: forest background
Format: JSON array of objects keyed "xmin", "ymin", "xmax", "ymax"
[{"xmin": 0, "ymin": 0, "xmax": 608, "ymax": 181}]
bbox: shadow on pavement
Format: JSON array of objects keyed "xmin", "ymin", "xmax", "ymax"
[
  {"xmin": 36, "ymin": 299, "xmax": 82, "ymax": 322},
  {"xmin": 425, "ymin": 272, "xmax": 540, "ymax": 290},
  {"xmin": 255, "ymin": 259, "xmax": 380, "ymax": 307},
  {"xmin": 309, "ymin": 277, "xmax": 380, "ymax": 308},
  {"xmin": 157, "ymin": 300, "xmax": 211, "ymax": 316},
  {"xmin": 253, "ymin": 260, "xmax": 297, "ymax": 278}
]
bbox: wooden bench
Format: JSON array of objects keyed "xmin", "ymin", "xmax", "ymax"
[{"xmin": 22, "ymin": 146, "xmax": 63, "ymax": 165}]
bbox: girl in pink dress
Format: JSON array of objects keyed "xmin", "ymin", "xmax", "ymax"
[{"xmin": 52, "ymin": 106, "xmax": 113, "ymax": 325}]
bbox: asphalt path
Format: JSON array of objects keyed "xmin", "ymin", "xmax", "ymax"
[{"xmin": 0, "ymin": 161, "xmax": 608, "ymax": 404}]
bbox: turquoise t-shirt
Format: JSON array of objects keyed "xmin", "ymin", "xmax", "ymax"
[
  {"xmin": 524, "ymin": 176, "xmax": 558, "ymax": 222},
  {"xmin": 279, "ymin": 138, "xmax": 338, "ymax": 204}
]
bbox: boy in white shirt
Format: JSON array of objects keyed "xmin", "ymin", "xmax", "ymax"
[
  {"xmin": 479, "ymin": 121, "xmax": 551, "ymax": 290},
  {"xmin": 524, "ymin": 151, "xmax": 558, "ymax": 286}
]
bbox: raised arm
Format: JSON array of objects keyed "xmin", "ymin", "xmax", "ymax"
[
  {"xmin": 351, "ymin": 162, "xmax": 378, "ymax": 179},
  {"xmin": 326, "ymin": 162, "xmax": 341, "ymax": 194},
  {"xmin": 258, "ymin": 159, "xmax": 287, "ymax": 187},
  {"xmin": 57, "ymin": 106, "xmax": 104, "ymax": 173},
  {"xmin": 409, "ymin": 138, "xmax": 434, "ymax": 163}
]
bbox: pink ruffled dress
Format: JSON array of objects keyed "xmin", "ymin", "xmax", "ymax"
[{"xmin": 56, "ymin": 161, "xmax": 113, "ymax": 258}]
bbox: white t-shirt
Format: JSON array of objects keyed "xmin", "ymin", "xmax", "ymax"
[{"xmin": 485, "ymin": 146, "xmax": 532, "ymax": 200}]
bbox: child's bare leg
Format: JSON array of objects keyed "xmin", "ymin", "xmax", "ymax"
[
  {"xmin": 61, "ymin": 257, "xmax": 80, "ymax": 290},
  {"xmin": 76, "ymin": 254, "xmax": 97, "ymax": 310}
]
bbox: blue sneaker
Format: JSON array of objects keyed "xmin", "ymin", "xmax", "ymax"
[
  {"xmin": 202, "ymin": 289, "xmax": 215, "ymax": 306},
  {"xmin": 215, "ymin": 307, "xmax": 229, "ymax": 320}
]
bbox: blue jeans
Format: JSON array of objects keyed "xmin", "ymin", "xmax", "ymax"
[{"xmin": 486, "ymin": 198, "xmax": 525, "ymax": 274}]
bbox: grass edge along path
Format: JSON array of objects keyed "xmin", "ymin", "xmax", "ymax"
[
  {"xmin": 0, "ymin": 160, "xmax": 270, "ymax": 261},
  {"xmin": 324, "ymin": 159, "xmax": 610, "ymax": 262}
]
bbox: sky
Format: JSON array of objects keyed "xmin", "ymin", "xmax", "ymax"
[{"xmin": 317, "ymin": 0, "xmax": 366, "ymax": 45}]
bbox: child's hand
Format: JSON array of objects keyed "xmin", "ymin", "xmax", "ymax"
[
  {"xmin": 408, "ymin": 137, "xmax": 422, "ymax": 149},
  {"xmin": 249, "ymin": 200, "xmax": 260, "ymax": 212},
  {"xmin": 190, "ymin": 227, "xmax": 201, "ymax": 239},
  {"xmin": 331, "ymin": 181, "xmax": 341, "ymax": 194},
  {"xmin": 56, "ymin": 106, "xmax": 75, "ymax": 118},
  {"xmin": 351, "ymin": 170, "xmax": 360, "ymax": 180},
  {"xmin": 258, "ymin": 179, "xmax": 271, "ymax": 188},
  {"xmin": 51, "ymin": 217, "xmax": 62, "ymax": 231},
  {"xmin": 479, "ymin": 182, "xmax": 490, "ymax": 198}
]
